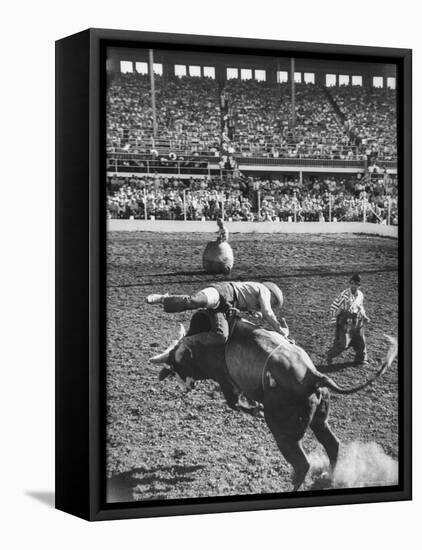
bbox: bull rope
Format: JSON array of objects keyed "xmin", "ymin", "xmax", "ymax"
[{"xmin": 261, "ymin": 341, "xmax": 285, "ymax": 392}]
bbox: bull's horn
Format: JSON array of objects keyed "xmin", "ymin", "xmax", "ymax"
[
  {"xmin": 149, "ymin": 324, "xmax": 186, "ymax": 364},
  {"xmin": 178, "ymin": 324, "xmax": 186, "ymax": 339},
  {"xmin": 150, "ymin": 350, "xmax": 171, "ymax": 364}
]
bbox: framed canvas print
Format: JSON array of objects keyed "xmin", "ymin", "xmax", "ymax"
[{"xmin": 55, "ymin": 28, "xmax": 412, "ymax": 521}]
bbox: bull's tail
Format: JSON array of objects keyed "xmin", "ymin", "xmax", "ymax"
[{"xmin": 316, "ymin": 335, "xmax": 397, "ymax": 395}]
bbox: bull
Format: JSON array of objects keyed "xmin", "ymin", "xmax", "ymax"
[{"xmin": 150, "ymin": 310, "xmax": 397, "ymax": 491}]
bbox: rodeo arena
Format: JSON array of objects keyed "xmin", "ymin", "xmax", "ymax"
[{"xmin": 106, "ymin": 46, "xmax": 399, "ymax": 503}]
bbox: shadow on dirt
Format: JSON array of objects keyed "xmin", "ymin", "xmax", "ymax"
[
  {"xmin": 107, "ymin": 266, "xmax": 397, "ymax": 289},
  {"xmin": 106, "ymin": 464, "xmax": 205, "ymax": 503},
  {"xmin": 157, "ymin": 269, "xmax": 208, "ymax": 276}
]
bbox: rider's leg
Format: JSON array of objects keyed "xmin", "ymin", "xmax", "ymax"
[
  {"xmin": 208, "ymin": 311, "xmax": 230, "ymax": 343},
  {"xmin": 147, "ymin": 287, "xmax": 220, "ymax": 313}
]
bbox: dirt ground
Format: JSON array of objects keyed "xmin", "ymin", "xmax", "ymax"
[{"xmin": 106, "ymin": 232, "xmax": 399, "ymax": 503}]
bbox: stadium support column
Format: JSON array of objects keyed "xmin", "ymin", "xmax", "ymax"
[
  {"xmin": 329, "ymin": 193, "xmax": 332, "ymax": 222},
  {"xmin": 363, "ymin": 191, "xmax": 367, "ymax": 223},
  {"xmin": 149, "ymin": 49, "xmax": 158, "ymax": 138},
  {"xmin": 315, "ymin": 72, "xmax": 325, "ymax": 87},
  {"xmin": 290, "ymin": 58, "xmax": 296, "ymax": 137},
  {"xmin": 143, "ymin": 188, "xmax": 148, "ymax": 220}
]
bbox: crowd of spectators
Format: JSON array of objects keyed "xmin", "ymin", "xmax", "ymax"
[
  {"xmin": 107, "ymin": 75, "xmax": 397, "ymax": 164},
  {"xmin": 107, "ymin": 173, "xmax": 398, "ymax": 225},
  {"xmin": 106, "ymin": 74, "xmax": 398, "ymax": 225},
  {"xmin": 224, "ymin": 81, "xmax": 359, "ymax": 160},
  {"xmin": 330, "ymin": 85, "xmax": 397, "ymax": 161},
  {"xmin": 107, "ymin": 74, "xmax": 221, "ymax": 156}
]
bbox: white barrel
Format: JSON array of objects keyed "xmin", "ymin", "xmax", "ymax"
[{"xmin": 202, "ymin": 241, "xmax": 234, "ymax": 274}]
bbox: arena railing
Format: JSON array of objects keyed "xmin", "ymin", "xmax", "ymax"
[
  {"xmin": 107, "ymin": 187, "xmax": 397, "ymax": 227},
  {"xmin": 107, "ymin": 154, "xmax": 397, "ymax": 174},
  {"xmin": 236, "ymin": 157, "xmax": 397, "ymax": 170}
]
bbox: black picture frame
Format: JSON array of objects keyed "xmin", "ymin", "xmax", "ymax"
[{"xmin": 55, "ymin": 28, "xmax": 412, "ymax": 521}]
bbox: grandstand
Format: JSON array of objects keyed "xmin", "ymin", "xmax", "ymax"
[{"xmin": 106, "ymin": 47, "xmax": 398, "ymax": 225}]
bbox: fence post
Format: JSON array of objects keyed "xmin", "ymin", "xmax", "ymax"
[
  {"xmin": 363, "ymin": 192, "xmax": 367, "ymax": 223},
  {"xmin": 387, "ymin": 198, "xmax": 391, "ymax": 225},
  {"xmin": 293, "ymin": 192, "xmax": 297, "ymax": 223},
  {"xmin": 183, "ymin": 189, "xmax": 187, "ymax": 221},
  {"xmin": 329, "ymin": 193, "xmax": 332, "ymax": 222},
  {"xmin": 257, "ymin": 189, "xmax": 261, "ymax": 221},
  {"xmin": 143, "ymin": 188, "xmax": 147, "ymax": 220}
]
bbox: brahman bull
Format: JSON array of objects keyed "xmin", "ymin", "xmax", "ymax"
[{"xmin": 150, "ymin": 310, "xmax": 397, "ymax": 491}]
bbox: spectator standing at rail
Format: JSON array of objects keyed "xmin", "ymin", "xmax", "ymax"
[
  {"xmin": 326, "ymin": 273, "xmax": 370, "ymax": 367},
  {"xmin": 216, "ymin": 218, "xmax": 229, "ymax": 243}
]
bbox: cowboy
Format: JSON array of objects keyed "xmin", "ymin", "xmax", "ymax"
[
  {"xmin": 147, "ymin": 281, "xmax": 289, "ymax": 413},
  {"xmin": 146, "ymin": 281, "xmax": 288, "ymax": 343},
  {"xmin": 326, "ymin": 273, "xmax": 370, "ymax": 366}
]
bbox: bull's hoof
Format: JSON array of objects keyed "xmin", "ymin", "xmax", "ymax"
[
  {"xmin": 237, "ymin": 405, "xmax": 264, "ymax": 418},
  {"xmin": 354, "ymin": 359, "xmax": 369, "ymax": 367},
  {"xmin": 292, "ymin": 467, "xmax": 310, "ymax": 491}
]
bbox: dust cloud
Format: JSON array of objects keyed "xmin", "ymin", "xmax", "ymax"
[{"xmin": 308, "ymin": 441, "xmax": 398, "ymax": 489}]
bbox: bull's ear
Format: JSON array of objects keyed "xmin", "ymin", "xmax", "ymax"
[{"xmin": 174, "ymin": 342, "xmax": 193, "ymax": 365}]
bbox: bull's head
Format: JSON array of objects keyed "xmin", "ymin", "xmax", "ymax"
[{"xmin": 149, "ymin": 324, "xmax": 196, "ymax": 390}]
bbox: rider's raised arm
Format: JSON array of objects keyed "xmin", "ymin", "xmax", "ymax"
[{"xmin": 258, "ymin": 288, "xmax": 289, "ymax": 337}]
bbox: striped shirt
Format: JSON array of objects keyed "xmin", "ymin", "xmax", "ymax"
[{"xmin": 329, "ymin": 288, "xmax": 366, "ymax": 324}]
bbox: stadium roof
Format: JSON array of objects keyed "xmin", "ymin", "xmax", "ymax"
[{"xmin": 107, "ymin": 46, "xmax": 397, "ymax": 77}]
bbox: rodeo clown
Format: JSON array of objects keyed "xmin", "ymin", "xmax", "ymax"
[
  {"xmin": 326, "ymin": 273, "xmax": 371, "ymax": 367},
  {"xmin": 146, "ymin": 281, "xmax": 289, "ymax": 342}
]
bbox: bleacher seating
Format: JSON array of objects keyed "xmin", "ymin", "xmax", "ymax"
[{"xmin": 107, "ymin": 75, "xmax": 397, "ymax": 163}]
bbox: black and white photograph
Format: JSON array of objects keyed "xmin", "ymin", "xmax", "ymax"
[
  {"xmin": 2, "ymin": 0, "xmax": 420, "ymax": 542},
  {"xmin": 105, "ymin": 44, "xmax": 402, "ymax": 504}
]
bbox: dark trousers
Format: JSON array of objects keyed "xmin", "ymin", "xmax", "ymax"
[
  {"xmin": 327, "ymin": 315, "xmax": 368, "ymax": 364},
  {"xmin": 162, "ymin": 291, "xmax": 230, "ymax": 342}
]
